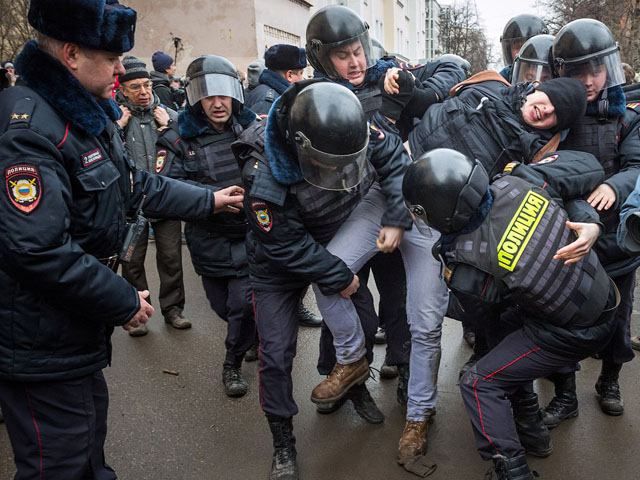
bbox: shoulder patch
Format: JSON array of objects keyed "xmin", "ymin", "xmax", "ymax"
[
  {"xmin": 536, "ymin": 154, "xmax": 558, "ymax": 165},
  {"xmin": 80, "ymin": 148, "xmax": 104, "ymax": 168},
  {"xmin": 8, "ymin": 97, "xmax": 35, "ymax": 129},
  {"xmin": 156, "ymin": 149, "xmax": 167, "ymax": 173},
  {"xmin": 398, "ymin": 61, "xmax": 424, "ymax": 72},
  {"xmin": 251, "ymin": 201, "xmax": 273, "ymax": 233},
  {"xmin": 627, "ymin": 102, "xmax": 640, "ymax": 112},
  {"xmin": 5, "ymin": 164, "xmax": 43, "ymax": 214}
]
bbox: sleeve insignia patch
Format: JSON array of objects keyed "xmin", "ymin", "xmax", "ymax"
[
  {"xmin": 537, "ymin": 154, "xmax": 558, "ymax": 165},
  {"xmin": 156, "ymin": 149, "xmax": 167, "ymax": 173},
  {"xmin": 252, "ymin": 201, "xmax": 272, "ymax": 232},
  {"xmin": 5, "ymin": 164, "xmax": 42, "ymax": 214}
]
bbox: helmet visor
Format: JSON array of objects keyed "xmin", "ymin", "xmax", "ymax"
[
  {"xmin": 185, "ymin": 73, "xmax": 244, "ymax": 106},
  {"xmin": 501, "ymin": 37, "xmax": 526, "ymax": 65},
  {"xmin": 295, "ymin": 131, "xmax": 370, "ymax": 191},
  {"xmin": 556, "ymin": 49, "xmax": 625, "ymax": 89},
  {"xmin": 310, "ymin": 31, "xmax": 376, "ymax": 80},
  {"xmin": 512, "ymin": 61, "xmax": 553, "ymax": 84}
]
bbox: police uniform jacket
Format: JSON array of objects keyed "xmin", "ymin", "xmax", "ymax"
[
  {"xmin": 440, "ymin": 171, "xmax": 616, "ymax": 358},
  {"xmin": 244, "ymin": 69, "xmax": 291, "ymax": 117},
  {"xmin": 560, "ymin": 94, "xmax": 640, "ymax": 277},
  {"xmin": 232, "ymin": 88, "xmax": 412, "ymax": 295},
  {"xmin": 157, "ymin": 106, "xmax": 257, "ymax": 277},
  {"xmin": 0, "ymin": 42, "xmax": 215, "ymax": 381}
]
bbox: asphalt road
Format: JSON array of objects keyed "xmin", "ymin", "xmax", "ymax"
[{"xmin": 1, "ymin": 244, "xmax": 639, "ymax": 479}]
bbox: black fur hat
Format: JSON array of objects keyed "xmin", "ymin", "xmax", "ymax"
[
  {"xmin": 28, "ymin": 0, "xmax": 137, "ymax": 53},
  {"xmin": 264, "ymin": 44, "xmax": 307, "ymax": 71}
]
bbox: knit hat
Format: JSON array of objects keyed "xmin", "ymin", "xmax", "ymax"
[
  {"xmin": 120, "ymin": 55, "xmax": 149, "ymax": 83},
  {"xmin": 264, "ymin": 44, "xmax": 307, "ymax": 71},
  {"xmin": 28, "ymin": 0, "xmax": 136, "ymax": 53},
  {"xmin": 152, "ymin": 51, "xmax": 174, "ymax": 73},
  {"xmin": 536, "ymin": 77, "xmax": 587, "ymax": 131},
  {"xmin": 247, "ymin": 59, "xmax": 265, "ymax": 89}
]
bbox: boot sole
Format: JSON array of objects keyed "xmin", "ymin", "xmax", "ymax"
[
  {"xmin": 310, "ymin": 369, "xmax": 370, "ymax": 405},
  {"xmin": 525, "ymin": 445, "xmax": 553, "ymax": 458}
]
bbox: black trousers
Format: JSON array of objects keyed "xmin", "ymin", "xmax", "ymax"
[
  {"xmin": 460, "ymin": 329, "xmax": 582, "ymax": 460},
  {"xmin": 121, "ymin": 219, "xmax": 185, "ymax": 318},
  {"xmin": 0, "ymin": 371, "xmax": 116, "ymax": 480},
  {"xmin": 201, "ymin": 275, "xmax": 255, "ymax": 368},
  {"xmin": 600, "ymin": 269, "xmax": 636, "ymax": 365}
]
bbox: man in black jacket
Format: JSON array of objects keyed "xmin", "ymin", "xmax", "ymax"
[
  {"xmin": 0, "ymin": 2, "xmax": 242, "ymax": 478},
  {"xmin": 156, "ymin": 55, "xmax": 257, "ymax": 398},
  {"xmin": 151, "ymin": 50, "xmax": 179, "ymax": 110}
]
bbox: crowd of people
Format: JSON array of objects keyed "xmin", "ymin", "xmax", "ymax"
[{"xmin": 1, "ymin": 1, "xmax": 640, "ymax": 480}]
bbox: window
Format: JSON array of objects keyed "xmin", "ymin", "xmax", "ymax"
[{"xmin": 263, "ymin": 25, "xmax": 301, "ymax": 47}]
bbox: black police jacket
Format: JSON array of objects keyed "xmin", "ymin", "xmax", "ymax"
[
  {"xmin": 232, "ymin": 92, "xmax": 412, "ymax": 294},
  {"xmin": 0, "ymin": 42, "xmax": 214, "ymax": 381},
  {"xmin": 157, "ymin": 106, "xmax": 257, "ymax": 277}
]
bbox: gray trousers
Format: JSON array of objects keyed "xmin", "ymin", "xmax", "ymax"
[{"xmin": 314, "ymin": 184, "xmax": 449, "ymax": 421}]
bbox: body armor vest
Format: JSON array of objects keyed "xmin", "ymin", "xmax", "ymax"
[
  {"xmin": 354, "ymin": 85, "xmax": 383, "ymax": 118},
  {"xmin": 446, "ymin": 176, "xmax": 610, "ymax": 327},
  {"xmin": 185, "ymin": 124, "xmax": 247, "ymax": 236},
  {"xmin": 561, "ymin": 114, "xmax": 620, "ymax": 232},
  {"xmin": 290, "ymin": 167, "xmax": 376, "ymax": 245}
]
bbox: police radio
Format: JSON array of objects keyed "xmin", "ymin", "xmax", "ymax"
[{"xmin": 119, "ymin": 196, "xmax": 148, "ymax": 263}]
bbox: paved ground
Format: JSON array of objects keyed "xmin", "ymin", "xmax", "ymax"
[{"xmin": 1, "ymin": 244, "xmax": 639, "ymax": 479}]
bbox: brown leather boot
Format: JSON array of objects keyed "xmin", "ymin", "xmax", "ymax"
[
  {"xmin": 397, "ymin": 419, "xmax": 430, "ymax": 464},
  {"xmin": 310, "ymin": 357, "xmax": 369, "ymax": 404}
]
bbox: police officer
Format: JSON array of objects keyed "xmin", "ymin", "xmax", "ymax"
[
  {"xmin": 156, "ymin": 55, "xmax": 257, "ymax": 398},
  {"xmin": 0, "ymin": 1, "xmax": 243, "ymax": 477},
  {"xmin": 402, "ymin": 148, "xmax": 617, "ymax": 480},
  {"xmin": 499, "ymin": 14, "xmax": 548, "ymax": 82},
  {"xmin": 547, "ymin": 18, "xmax": 640, "ymax": 424},
  {"xmin": 511, "ymin": 34, "xmax": 555, "ymax": 84},
  {"xmin": 244, "ymin": 44, "xmax": 306, "ymax": 117},
  {"xmin": 233, "ymin": 79, "xmax": 419, "ymax": 479}
]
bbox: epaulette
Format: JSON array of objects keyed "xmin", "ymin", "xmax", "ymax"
[
  {"xmin": 398, "ymin": 61, "xmax": 424, "ymax": 72},
  {"xmin": 626, "ymin": 102, "xmax": 640, "ymax": 113},
  {"xmin": 369, "ymin": 122, "xmax": 385, "ymax": 141},
  {"xmin": 8, "ymin": 97, "xmax": 36, "ymax": 129}
]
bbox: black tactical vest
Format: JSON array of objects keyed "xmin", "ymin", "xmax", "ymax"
[
  {"xmin": 354, "ymin": 85, "xmax": 383, "ymax": 119},
  {"xmin": 446, "ymin": 176, "xmax": 610, "ymax": 327},
  {"xmin": 183, "ymin": 123, "xmax": 247, "ymax": 236},
  {"xmin": 291, "ymin": 167, "xmax": 376, "ymax": 245}
]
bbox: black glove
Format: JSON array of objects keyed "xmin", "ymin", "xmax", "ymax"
[{"xmin": 379, "ymin": 69, "xmax": 416, "ymax": 120}]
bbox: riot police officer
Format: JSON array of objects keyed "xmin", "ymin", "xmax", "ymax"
[
  {"xmin": 499, "ymin": 14, "xmax": 548, "ymax": 82},
  {"xmin": 403, "ymin": 148, "xmax": 617, "ymax": 480},
  {"xmin": 547, "ymin": 18, "xmax": 640, "ymax": 425},
  {"xmin": 156, "ymin": 55, "xmax": 257, "ymax": 398},
  {"xmin": 0, "ymin": 1, "xmax": 242, "ymax": 477},
  {"xmin": 511, "ymin": 34, "xmax": 555, "ymax": 84}
]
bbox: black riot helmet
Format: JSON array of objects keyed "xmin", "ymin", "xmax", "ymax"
[
  {"xmin": 305, "ymin": 5, "xmax": 376, "ymax": 79},
  {"xmin": 552, "ymin": 19, "xmax": 625, "ymax": 90},
  {"xmin": 500, "ymin": 14, "xmax": 548, "ymax": 66},
  {"xmin": 184, "ymin": 55, "xmax": 244, "ymax": 107},
  {"xmin": 288, "ymin": 82, "xmax": 369, "ymax": 190},
  {"xmin": 371, "ymin": 38, "xmax": 388, "ymax": 61},
  {"xmin": 512, "ymin": 34, "xmax": 554, "ymax": 84},
  {"xmin": 437, "ymin": 53, "xmax": 472, "ymax": 78},
  {"xmin": 402, "ymin": 149, "xmax": 489, "ymax": 235}
]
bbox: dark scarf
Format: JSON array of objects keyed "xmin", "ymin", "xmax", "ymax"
[
  {"xmin": 178, "ymin": 104, "xmax": 256, "ymax": 139},
  {"xmin": 586, "ymin": 85, "xmax": 626, "ymax": 119},
  {"xmin": 314, "ymin": 58, "xmax": 399, "ymax": 91},
  {"xmin": 259, "ymin": 69, "xmax": 290, "ymax": 95},
  {"xmin": 15, "ymin": 40, "xmax": 121, "ymax": 136}
]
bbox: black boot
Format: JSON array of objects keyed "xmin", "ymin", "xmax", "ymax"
[
  {"xmin": 595, "ymin": 362, "xmax": 624, "ymax": 416},
  {"xmin": 542, "ymin": 372, "xmax": 578, "ymax": 429},
  {"xmin": 486, "ymin": 454, "xmax": 537, "ymax": 480},
  {"xmin": 512, "ymin": 393, "xmax": 552, "ymax": 458},
  {"xmin": 222, "ymin": 366, "xmax": 248, "ymax": 398},
  {"xmin": 348, "ymin": 383, "xmax": 385, "ymax": 424},
  {"xmin": 267, "ymin": 415, "xmax": 299, "ymax": 480},
  {"xmin": 244, "ymin": 343, "xmax": 259, "ymax": 363},
  {"xmin": 296, "ymin": 302, "xmax": 322, "ymax": 327},
  {"xmin": 397, "ymin": 363, "xmax": 409, "ymax": 407}
]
